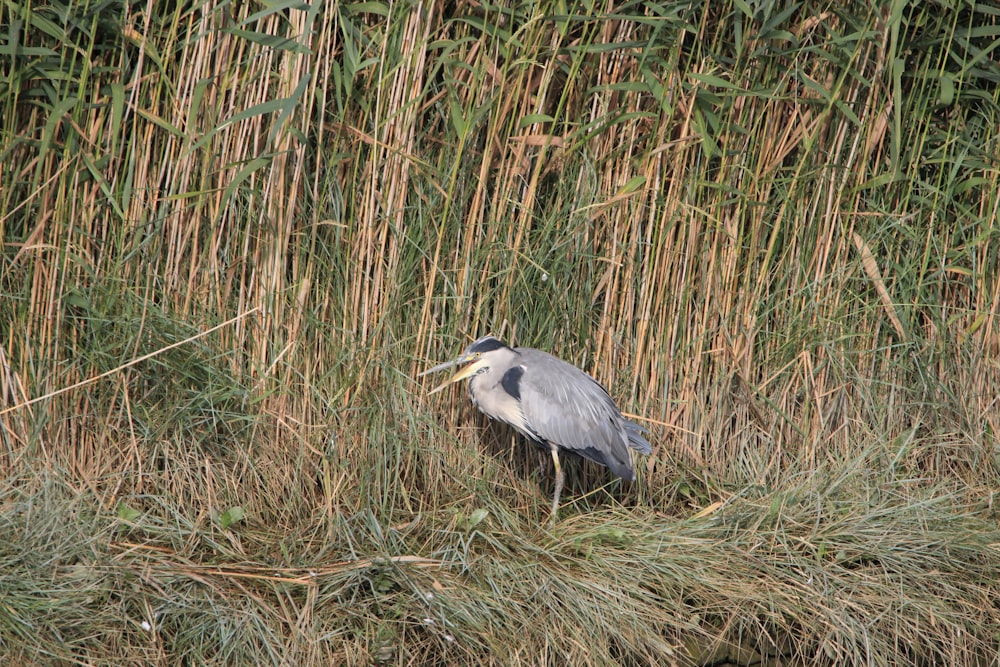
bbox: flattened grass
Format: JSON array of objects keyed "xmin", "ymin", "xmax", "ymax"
[{"xmin": 2, "ymin": 453, "xmax": 997, "ymax": 665}]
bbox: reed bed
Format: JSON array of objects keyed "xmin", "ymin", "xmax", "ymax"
[{"xmin": 1, "ymin": 0, "xmax": 998, "ymax": 664}]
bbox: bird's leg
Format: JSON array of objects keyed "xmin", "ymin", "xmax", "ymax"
[
  {"xmin": 536, "ymin": 448, "xmax": 547, "ymax": 480},
  {"xmin": 549, "ymin": 446, "xmax": 563, "ymax": 526}
]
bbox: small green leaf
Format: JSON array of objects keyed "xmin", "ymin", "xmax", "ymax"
[
  {"xmin": 518, "ymin": 113, "xmax": 556, "ymax": 127},
  {"xmin": 617, "ymin": 176, "xmax": 646, "ymax": 195},
  {"xmin": 64, "ymin": 289, "xmax": 90, "ymax": 309},
  {"xmin": 117, "ymin": 502, "xmax": 141, "ymax": 523},
  {"xmin": 219, "ymin": 506, "xmax": 246, "ymax": 530},
  {"xmin": 465, "ymin": 508, "xmax": 489, "ymax": 529},
  {"xmin": 939, "ymin": 74, "xmax": 955, "ymax": 105}
]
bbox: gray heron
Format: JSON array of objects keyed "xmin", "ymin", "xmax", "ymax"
[{"xmin": 419, "ymin": 335, "xmax": 651, "ymax": 523}]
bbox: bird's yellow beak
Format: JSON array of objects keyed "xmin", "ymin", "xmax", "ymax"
[
  {"xmin": 418, "ymin": 354, "xmax": 482, "ymax": 394},
  {"xmin": 426, "ymin": 362, "xmax": 480, "ymax": 395}
]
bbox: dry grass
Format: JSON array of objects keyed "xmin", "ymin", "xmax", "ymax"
[{"xmin": 2, "ymin": 0, "xmax": 999, "ymax": 664}]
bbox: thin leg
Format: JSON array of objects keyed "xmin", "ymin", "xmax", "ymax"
[{"xmin": 550, "ymin": 446, "xmax": 563, "ymax": 525}]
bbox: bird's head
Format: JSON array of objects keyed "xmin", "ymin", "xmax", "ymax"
[{"xmin": 417, "ymin": 336, "xmax": 512, "ymax": 394}]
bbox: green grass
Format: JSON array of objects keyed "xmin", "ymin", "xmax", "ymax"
[{"xmin": 2, "ymin": 0, "xmax": 1000, "ymax": 664}]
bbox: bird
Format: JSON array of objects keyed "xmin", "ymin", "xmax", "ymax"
[{"xmin": 418, "ymin": 335, "xmax": 651, "ymax": 523}]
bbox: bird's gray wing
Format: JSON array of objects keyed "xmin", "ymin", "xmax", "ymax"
[
  {"xmin": 514, "ymin": 349, "xmax": 639, "ymax": 480},
  {"xmin": 624, "ymin": 420, "xmax": 652, "ymax": 454}
]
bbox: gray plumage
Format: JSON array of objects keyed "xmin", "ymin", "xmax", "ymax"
[{"xmin": 419, "ymin": 335, "xmax": 652, "ymax": 523}]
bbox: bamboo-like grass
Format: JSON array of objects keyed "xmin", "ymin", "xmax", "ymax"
[{"xmin": 1, "ymin": 1, "xmax": 999, "ymax": 664}]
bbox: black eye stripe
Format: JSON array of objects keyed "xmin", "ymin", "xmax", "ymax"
[{"xmin": 467, "ymin": 336, "xmax": 508, "ymax": 354}]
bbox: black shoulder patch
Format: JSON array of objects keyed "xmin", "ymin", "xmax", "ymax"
[
  {"xmin": 501, "ymin": 365, "xmax": 525, "ymax": 401},
  {"xmin": 468, "ymin": 336, "xmax": 509, "ymax": 354}
]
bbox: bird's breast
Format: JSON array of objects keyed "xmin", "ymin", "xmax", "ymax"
[{"xmin": 468, "ymin": 373, "xmax": 530, "ymax": 435}]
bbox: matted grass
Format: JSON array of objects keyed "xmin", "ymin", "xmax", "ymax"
[
  {"xmin": 2, "ymin": 457, "xmax": 997, "ymax": 665},
  {"xmin": 2, "ymin": 0, "xmax": 999, "ymax": 664}
]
